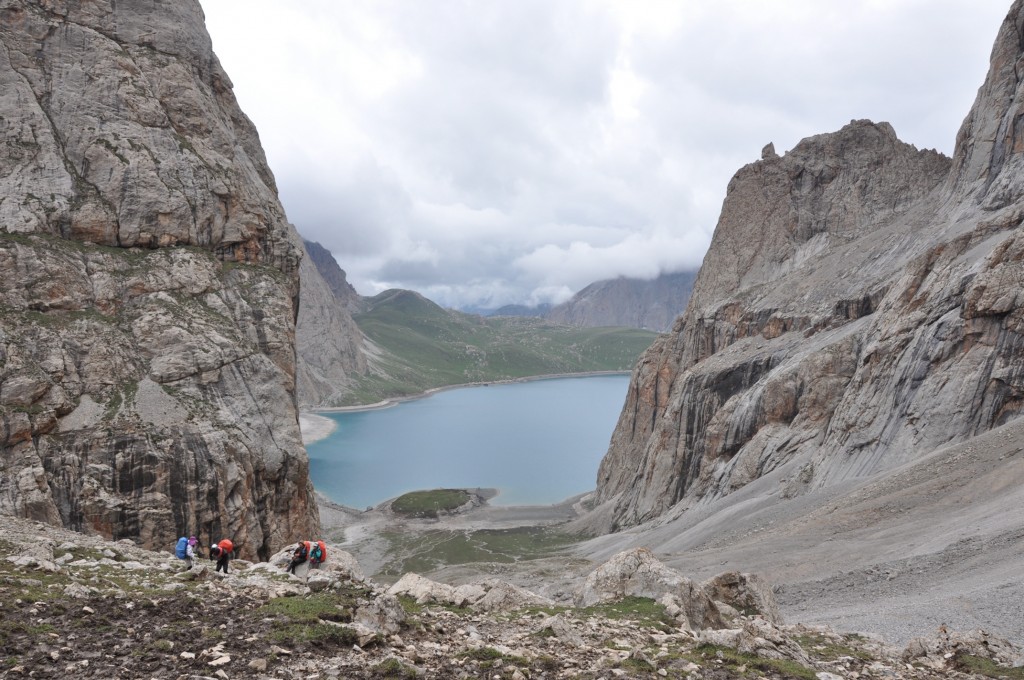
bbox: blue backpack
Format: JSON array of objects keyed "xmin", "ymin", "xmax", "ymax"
[{"xmin": 175, "ymin": 537, "xmax": 188, "ymax": 559}]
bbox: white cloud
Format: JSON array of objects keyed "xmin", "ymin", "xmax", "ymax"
[{"xmin": 201, "ymin": 0, "xmax": 1009, "ymax": 309}]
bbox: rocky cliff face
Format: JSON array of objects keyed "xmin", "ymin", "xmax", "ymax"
[
  {"xmin": 296, "ymin": 240, "xmax": 367, "ymax": 407},
  {"xmin": 593, "ymin": 0, "xmax": 1024, "ymax": 530},
  {"xmin": 546, "ymin": 271, "xmax": 697, "ymax": 332},
  {"xmin": 0, "ymin": 0, "xmax": 319, "ymax": 557}
]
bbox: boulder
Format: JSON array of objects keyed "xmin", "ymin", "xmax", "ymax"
[
  {"xmin": 701, "ymin": 572, "xmax": 782, "ymax": 624},
  {"xmin": 576, "ymin": 548, "xmax": 723, "ymax": 630},
  {"xmin": 472, "ymin": 579, "xmax": 552, "ymax": 613},
  {"xmin": 387, "ymin": 573, "xmax": 459, "ymax": 605},
  {"xmin": 354, "ymin": 594, "xmax": 407, "ymax": 635},
  {"xmin": 903, "ymin": 627, "xmax": 1023, "ymax": 668}
]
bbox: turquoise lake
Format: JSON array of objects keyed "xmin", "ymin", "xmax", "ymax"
[{"xmin": 306, "ymin": 374, "xmax": 630, "ymax": 509}]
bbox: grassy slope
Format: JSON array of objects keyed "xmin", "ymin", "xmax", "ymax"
[{"xmin": 338, "ymin": 289, "xmax": 657, "ymax": 406}]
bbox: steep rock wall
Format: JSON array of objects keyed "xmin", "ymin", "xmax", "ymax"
[
  {"xmin": 0, "ymin": 0, "xmax": 319, "ymax": 557},
  {"xmin": 593, "ymin": 1, "xmax": 1024, "ymax": 530},
  {"xmin": 296, "ymin": 240, "xmax": 367, "ymax": 407}
]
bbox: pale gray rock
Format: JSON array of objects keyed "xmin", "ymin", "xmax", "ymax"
[
  {"xmin": 295, "ymin": 240, "xmax": 367, "ymax": 407},
  {"xmin": 576, "ymin": 548, "xmax": 724, "ymax": 630},
  {"xmin": 472, "ymin": 579, "xmax": 552, "ymax": 612},
  {"xmin": 903, "ymin": 628, "xmax": 1023, "ymax": 667},
  {"xmin": 701, "ymin": 571, "xmax": 781, "ymax": 624},
  {"xmin": 546, "ymin": 271, "xmax": 696, "ymax": 332},
  {"xmin": 387, "ymin": 572, "xmax": 459, "ymax": 605},
  {"xmin": 354, "ymin": 593, "xmax": 407, "ymax": 635},
  {"xmin": 591, "ymin": 1, "xmax": 1024, "ymax": 533},
  {"xmin": 453, "ymin": 583, "xmax": 488, "ymax": 607},
  {"xmin": 538, "ymin": 614, "xmax": 586, "ymax": 648},
  {"xmin": 305, "ymin": 571, "xmax": 334, "ymax": 592},
  {"xmin": 0, "ymin": 0, "xmax": 319, "ymax": 558}
]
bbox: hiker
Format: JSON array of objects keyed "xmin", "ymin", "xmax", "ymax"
[
  {"xmin": 174, "ymin": 532, "xmax": 192, "ymax": 565},
  {"xmin": 209, "ymin": 538, "xmax": 234, "ymax": 574},
  {"xmin": 309, "ymin": 539, "xmax": 327, "ymax": 569},
  {"xmin": 185, "ymin": 536, "xmax": 198, "ymax": 568},
  {"xmin": 286, "ymin": 540, "xmax": 309, "ymax": 574}
]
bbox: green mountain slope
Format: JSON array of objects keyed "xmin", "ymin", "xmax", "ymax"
[{"xmin": 340, "ymin": 289, "xmax": 658, "ymax": 406}]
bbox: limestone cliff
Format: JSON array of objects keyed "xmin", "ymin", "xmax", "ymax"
[
  {"xmin": 594, "ymin": 0, "xmax": 1024, "ymax": 529},
  {"xmin": 0, "ymin": 0, "xmax": 319, "ymax": 557},
  {"xmin": 296, "ymin": 240, "xmax": 368, "ymax": 407},
  {"xmin": 546, "ymin": 271, "xmax": 697, "ymax": 332}
]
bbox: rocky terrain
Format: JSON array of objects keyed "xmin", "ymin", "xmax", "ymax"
[
  {"xmin": 547, "ymin": 272, "xmax": 698, "ymax": 333},
  {"xmin": 3, "ymin": 514, "xmax": 1022, "ymax": 679},
  {"xmin": 591, "ymin": 0, "xmax": 1024, "ymax": 533},
  {"xmin": 295, "ymin": 239, "xmax": 367, "ymax": 407},
  {"xmin": 0, "ymin": 0, "xmax": 319, "ymax": 557}
]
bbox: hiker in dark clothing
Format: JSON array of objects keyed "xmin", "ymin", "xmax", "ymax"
[
  {"xmin": 210, "ymin": 538, "xmax": 234, "ymax": 574},
  {"xmin": 286, "ymin": 541, "xmax": 309, "ymax": 574}
]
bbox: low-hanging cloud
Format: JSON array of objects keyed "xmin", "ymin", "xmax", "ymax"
[{"xmin": 202, "ymin": 0, "xmax": 1010, "ymax": 309}]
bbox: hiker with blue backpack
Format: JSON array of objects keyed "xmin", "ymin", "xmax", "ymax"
[{"xmin": 174, "ymin": 536, "xmax": 199, "ymax": 569}]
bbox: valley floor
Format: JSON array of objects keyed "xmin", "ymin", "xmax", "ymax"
[{"xmin": 318, "ymin": 417, "xmax": 1024, "ymax": 649}]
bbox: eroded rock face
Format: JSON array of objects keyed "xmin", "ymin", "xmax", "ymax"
[
  {"xmin": 295, "ymin": 240, "xmax": 367, "ymax": 407},
  {"xmin": 0, "ymin": 0, "xmax": 319, "ymax": 558},
  {"xmin": 593, "ymin": 0, "xmax": 1024, "ymax": 530},
  {"xmin": 545, "ymin": 271, "xmax": 697, "ymax": 332}
]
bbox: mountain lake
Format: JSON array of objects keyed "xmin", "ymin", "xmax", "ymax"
[{"xmin": 307, "ymin": 374, "xmax": 630, "ymax": 509}]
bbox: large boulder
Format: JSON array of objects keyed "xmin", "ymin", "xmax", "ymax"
[
  {"xmin": 903, "ymin": 628, "xmax": 1023, "ymax": 668},
  {"xmin": 354, "ymin": 594, "xmax": 406, "ymax": 635},
  {"xmin": 576, "ymin": 548, "xmax": 723, "ymax": 630},
  {"xmin": 472, "ymin": 579, "xmax": 552, "ymax": 613},
  {"xmin": 701, "ymin": 571, "xmax": 782, "ymax": 624}
]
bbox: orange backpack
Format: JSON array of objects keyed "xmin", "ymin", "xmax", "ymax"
[{"xmin": 218, "ymin": 539, "xmax": 234, "ymax": 556}]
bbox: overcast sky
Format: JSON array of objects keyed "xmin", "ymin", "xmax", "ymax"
[{"xmin": 200, "ymin": 1, "xmax": 1010, "ymax": 309}]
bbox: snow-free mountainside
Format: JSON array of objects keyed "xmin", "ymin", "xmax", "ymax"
[{"xmin": 1, "ymin": 0, "xmax": 1024, "ymax": 677}]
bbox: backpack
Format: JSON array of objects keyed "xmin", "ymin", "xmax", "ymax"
[
  {"xmin": 218, "ymin": 539, "xmax": 234, "ymax": 557},
  {"xmin": 175, "ymin": 537, "xmax": 188, "ymax": 559},
  {"xmin": 315, "ymin": 540, "xmax": 327, "ymax": 563}
]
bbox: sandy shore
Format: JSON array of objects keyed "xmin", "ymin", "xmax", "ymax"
[{"xmin": 299, "ymin": 412, "xmax": 337, "ymax": 445}]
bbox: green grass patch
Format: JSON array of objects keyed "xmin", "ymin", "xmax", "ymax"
[
  {"xmin": 372, "ymin": 657, "xmax": 420, "ymax": 678},
  {"xmin": 391, "ymin": 489, "xmax": 471, "ymax": 518},
  {"xmin": 690, "ymin": 644, "xmax": 817, "ymax": 680},
  {"xmin": 952, "ymin": 653, "xmax": 1024, "ymax": 679},
  {"xmin": 258, "ymin": 591, "xmax": 357, "ymax": 624},
  {"xmin": 581, "ymin": 596, "xmax": 677, "ymax": 631},
  {"xmin": 268, "ymin": 622, "xmax": 361, "ymax": 648},
  {"xmin": 794, "ymin": 632, "xmax": 874, "ymax": 662},
  {"xmin": 377, "ymin": 527, "xmax": 580, "ymax": 576},
  {"xmin": 460, "ymin": 646, "xmax": 503, "ymax": 661},
  {"xmin": 333, "ymin": 289, "xmax": 657, "ymax": 406},
  {"xmin": 620, "ymin": 656, "xmax": 656, "ymax": 673}
]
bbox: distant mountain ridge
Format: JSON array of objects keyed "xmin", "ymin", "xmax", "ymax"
[
  {"xmin": 546, "ymin": 271, "xmax": 697, "ymax": 332},
  {"xmin": 296, "ymin": 246, "xmax": 656, "ymax": 407}
]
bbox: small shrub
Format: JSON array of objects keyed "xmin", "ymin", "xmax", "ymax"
[
  {"xmin": 461, "ymin": 646, "xmax": 503, "ymax": 661},
  {"xmin": 372, "ymin": 657, "xmax": 419, "ymax": 678}
]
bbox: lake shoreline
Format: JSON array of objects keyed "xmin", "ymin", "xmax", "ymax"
[
  {"xmin": 308, "ymin": 370, "xmax": 631, "ymax": 416},
  {"xmin": 299, "ymin": 370, "xmax": 631, "ymax": 446},
  {"xmin": 303, "ymin": 372, "xmax": 628, "ymax": 510}
]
